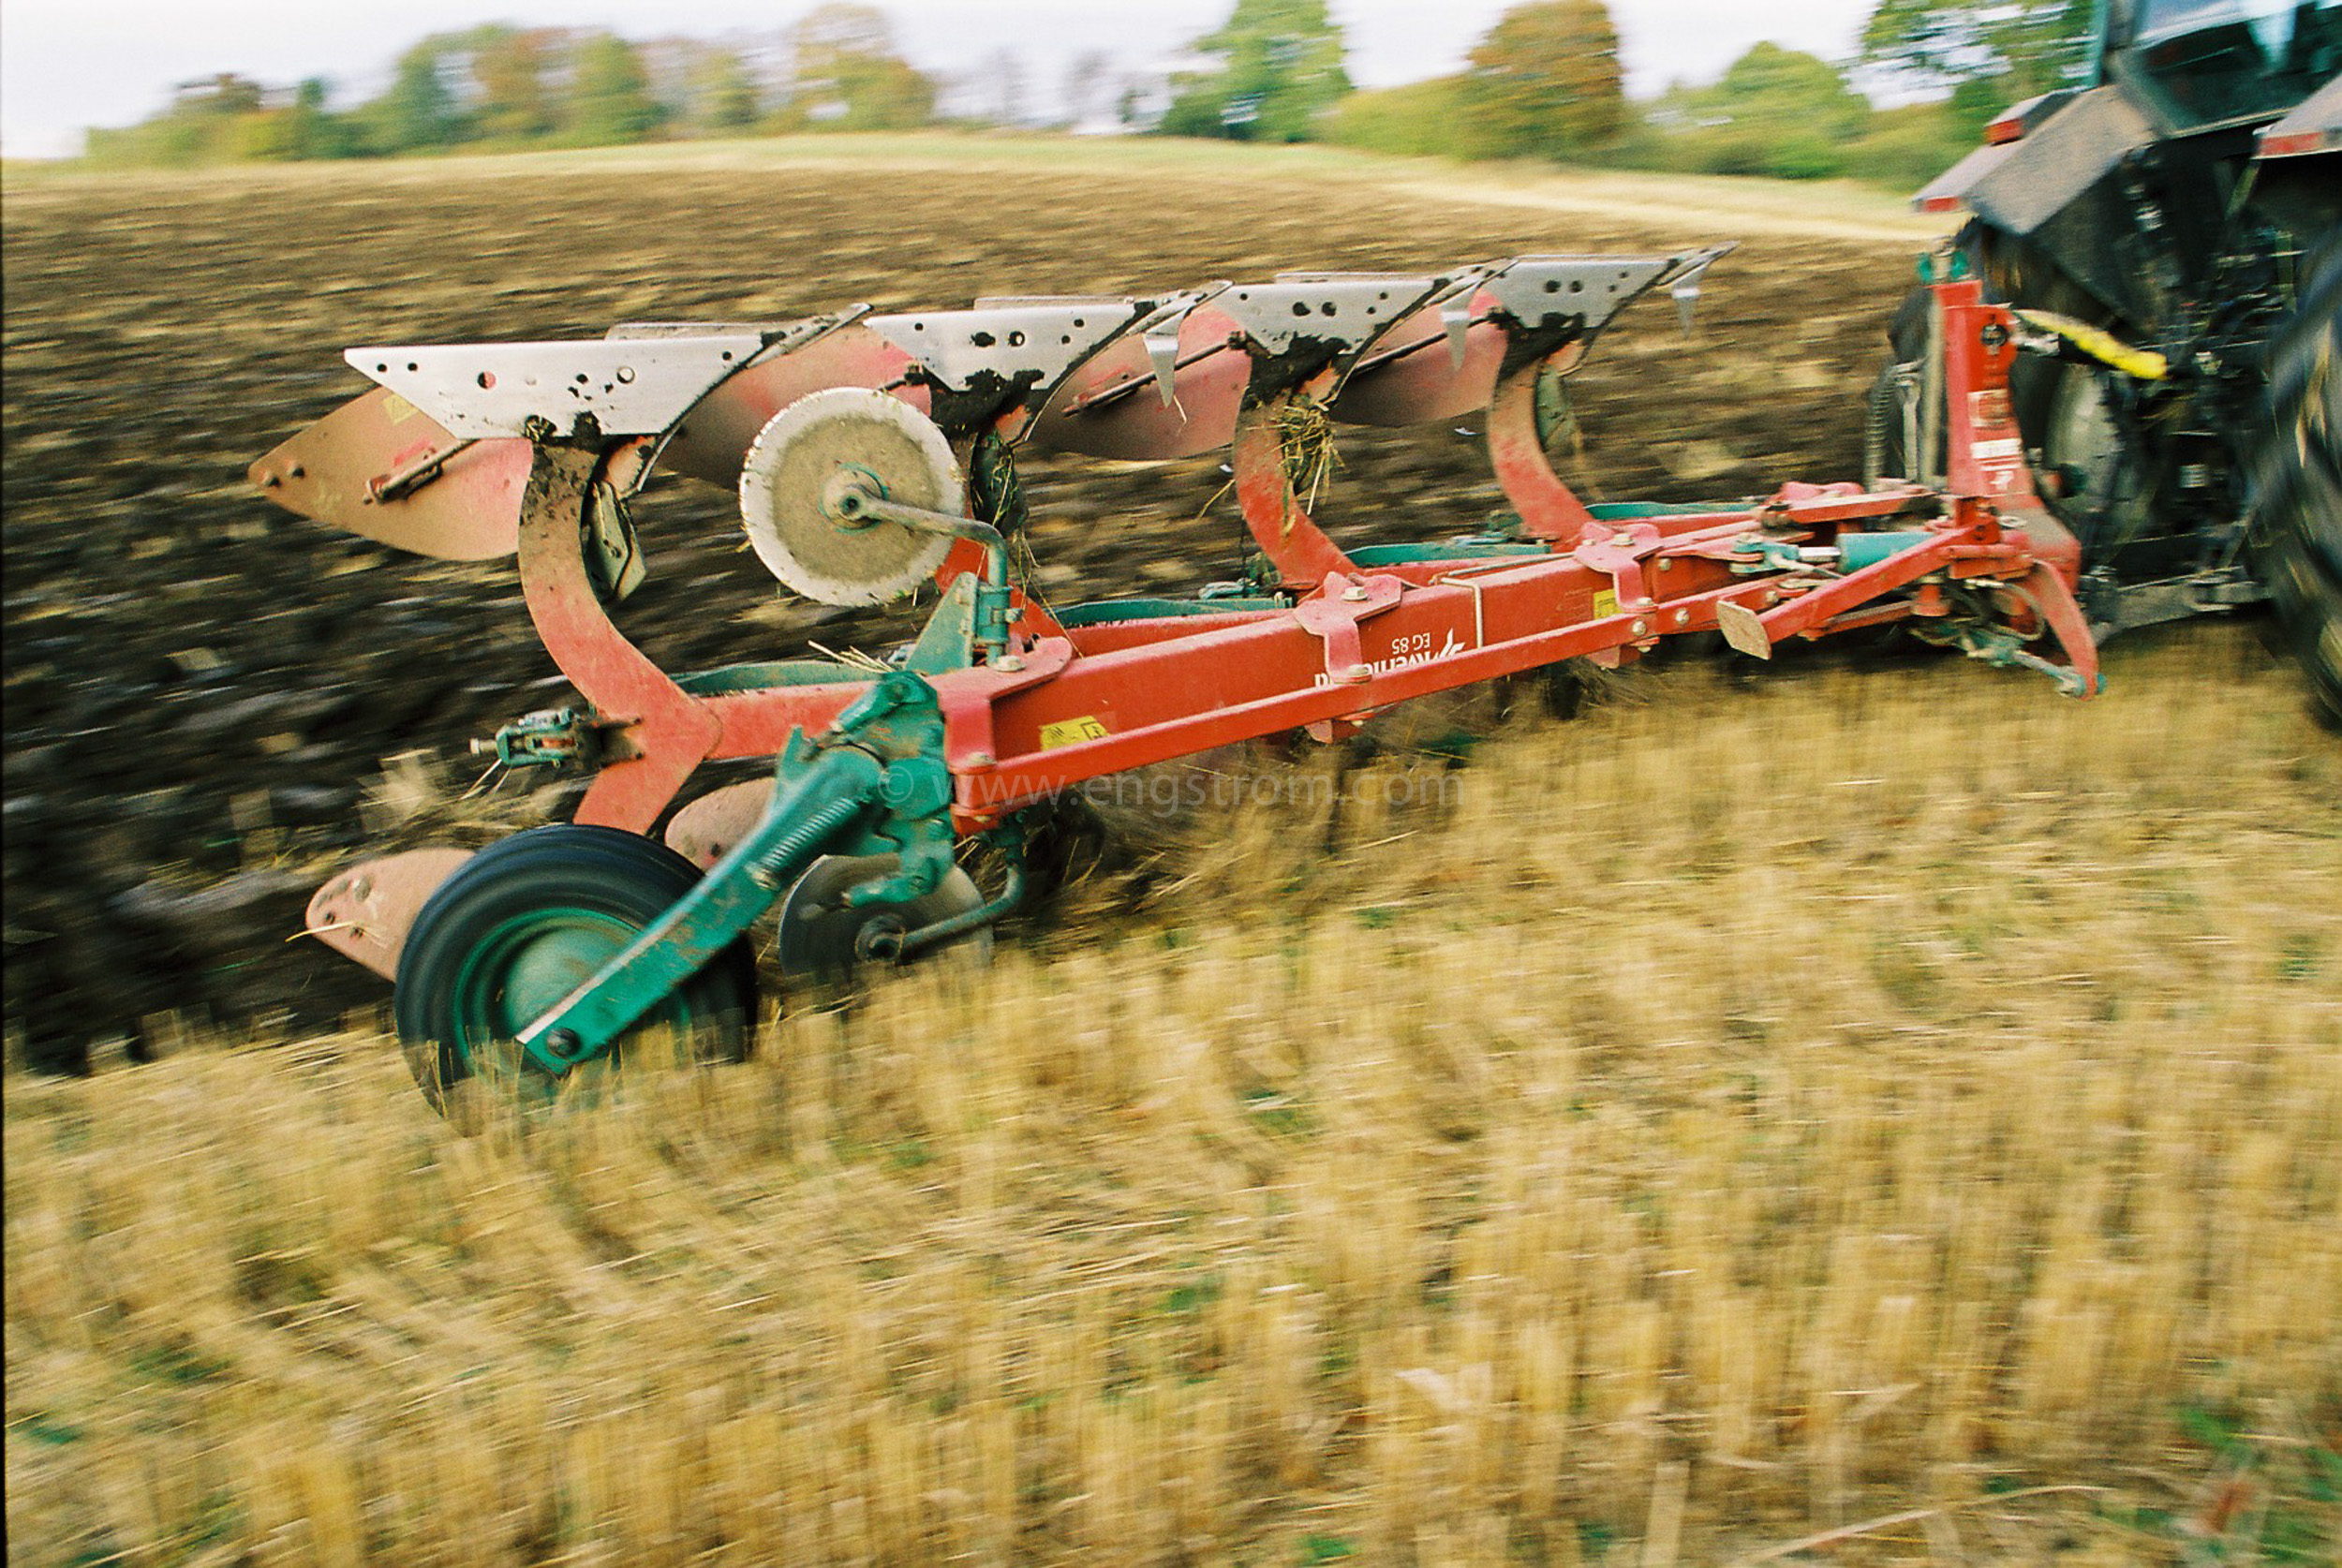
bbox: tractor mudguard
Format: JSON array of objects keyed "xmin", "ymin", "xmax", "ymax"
[
  {"xmin": 2256, "ymin": 71, "xmax": 2342, "ymax": 157},
  {"xmin": 1964, "ymin": 88, "xmax": 2158, "ymax": 238},
  {"xmin": 1915, "ymin": 88, "xmax": 2157, "ymax": 238},
  {"xmin": 1920, "ymin": 86, "xmax": 2178, "ymax": 331}
]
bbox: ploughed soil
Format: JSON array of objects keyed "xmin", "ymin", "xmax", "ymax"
[{"xmin": 2, "ymin": 149, "xmax": 1920, "ymax": 1067}]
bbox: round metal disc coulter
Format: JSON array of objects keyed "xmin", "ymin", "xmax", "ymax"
[
  {"xmin": 738, "ymin": 388, "xmax": 961, "ymax": 606},
  {"xmin": 776, "ymin": 853, "xmax": 990, "ymax": 984}
]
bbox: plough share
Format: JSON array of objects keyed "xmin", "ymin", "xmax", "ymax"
[{"xmin": 253, "ymin": 247, "xmax": 2098, "ymax": 1116}]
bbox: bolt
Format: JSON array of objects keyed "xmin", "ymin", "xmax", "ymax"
[
  {"xmin": 546, "ymin": 1028, "xmax": 581, "ymax": 1059},
  {"xmin": 1630, "ymin": 619, "xmax": 1649, "ymax": 637},
  {"xmin": 995, "ymin": 656, "xmax": 1025, "ymax": 673},
  {"xmin": 1341, "ymin": 584, "xmax": 1369, "ymax": 602},
  {"xmin": 1672, "ymin": 609, "xmax": 1690, "ymax": 627},
  {"xmin": 1656, "ymin": 557, "xmax": 1671, "ymax": 572},
  {"xmin": 967, "ymin": 750, "xmax": 995, "ymax": 768}
]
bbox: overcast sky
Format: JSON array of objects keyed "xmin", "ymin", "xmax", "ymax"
[{"xmin": 0, "ymin": 0, "xmax": 1878, "ymax": 159}]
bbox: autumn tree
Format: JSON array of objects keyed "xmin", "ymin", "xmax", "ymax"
[
  {"xmin": 633, "ymin": 37, "xmax": 762, "ymax": 134},
  {"xmin": 1709, "ymin": 43, "xmax": 1869, "ymax": 175},
  {"xmin": 1647, "ymin": 43, "xmax": 1873, "ymax": 179},
  {"xmin": 370, "ymin": 39, "xmax": 465, "ymax": 152},
  {"xmin": 564, "ymin": 33, "xmax": 664, "ymax": 144},
  {"xmin": 777, "ymin": 4, "xmax": 936, "ymax": 130},
  {"xmin": 467, "ymin": 25, "xmax": 562, "ymax": 143},
  {"xmin": 1460, "ymin": 0, "xmax": 1625, "ymax": 158},
  {"xmin": 170, "ymin": 74, "xmax": 266, "ymax": 162},
  {"xmin": 689, "ymin": 45, "xmax": 762, "ymax": 132},
  {"xmin": 1160, "ymin": 0, "xmax": 1350, "ymax": 142},
  {"xmin": 243, "ymin": 77, "xmax": 358, "ymax": 160}
]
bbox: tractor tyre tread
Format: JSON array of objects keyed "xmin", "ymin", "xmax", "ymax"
[{"xmin": 2250, "ymin": 229, "xmax": 2342, "ymax": 726}]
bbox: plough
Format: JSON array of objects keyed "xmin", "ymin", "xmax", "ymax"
[{"xmin": 253, "ymin": 246, "xmax": 2098, "ymax": 1115}]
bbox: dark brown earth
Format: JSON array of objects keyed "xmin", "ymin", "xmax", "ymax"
[{"xmin": 1, "ymin": 153, "xmax": 1919, "ymax": 1067}]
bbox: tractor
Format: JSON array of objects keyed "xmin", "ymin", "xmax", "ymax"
[{"xmin": 1869, "ymin": 0, "xmax": 2340, "ymax": 719}]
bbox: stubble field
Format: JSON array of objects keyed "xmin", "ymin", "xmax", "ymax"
[{"xmin": 4, "ymin": 139, "xmax": 2338, "ymax": 1564}]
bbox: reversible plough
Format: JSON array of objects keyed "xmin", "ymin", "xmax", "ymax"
[{"xmin": 253, "ymin": 247, "xmax": 2099, "ymax": 1114}]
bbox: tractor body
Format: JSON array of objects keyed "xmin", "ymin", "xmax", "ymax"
[{"xmin": 1879, "ymin": 0, "xmax": 2340, "ymax": 713}]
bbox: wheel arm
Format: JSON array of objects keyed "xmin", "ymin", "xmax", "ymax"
[{"xmin": 513, "ymin": 741, "xmax": 883, "ymax": 1072}]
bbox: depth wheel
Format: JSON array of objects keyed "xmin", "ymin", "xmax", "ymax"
[
  {"xmin": 393, "ymin": 824, "xmax": 755, "ymax": 1124},
  {"xmin": 2249, "ymin": 229, "xmax": 2342, "ymax": 727}
]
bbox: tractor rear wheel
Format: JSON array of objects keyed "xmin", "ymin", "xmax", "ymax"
[
  {"xmin": 2249, "ymin": 230, "xmax": 2342, "ymax": 727},
  {"xmin": 393, "ymin": 824, "xmax": 756, "ymax": 1125}
]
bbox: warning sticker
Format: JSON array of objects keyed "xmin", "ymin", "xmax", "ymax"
[
  {"xmin": 382, "ymin": 393, "xmax": 420, "ymax": 425},
  {"xmin": 1039, "ymin": 716, "xmax": 1110, "ymax": 749},
  {"xmin": 1592, "ymin": 588, "xmax": 1619, "ymax": 618}
]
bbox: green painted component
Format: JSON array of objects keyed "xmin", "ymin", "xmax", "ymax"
[
  {"xmin": 512, "ymin": 672, "xmax": 963, "ymax": 1072},
  {"xmin": 1054, "ymin": 596, "xmax": 1285, "ymax": 627},
  {"xmin": 957, "ymin": 444, "xmax": 1020, "ymax": 661},
  {"xmin": 1474, "ymin": 512, "xmax": 1527, "ymax": 541},
  {"xmin": 1586, "ymin": 501, "xmax": 1732, "ymax": 520},
  {"xmin": 1916, "ymin": 618, "xmax": 2099, "ymax": 697},
  {"xmin": 514, "ymin": 745, "xmax": 882, "ymax": 1072},
  {"xmin": 1730, "ymin": 536, "xmax": 1805, "ymax": 574},
  {"xmin": 1917, "ymin": 249, "xmax": 1972, "ymax": 284},
  {"xmin": 763, "ymin": 673, "xmax": 956, "ymax": 909},
  {"xmin": 1837, "ymin": 530, "xmax": 1935, "ymax": 571},
  {"xmin": 975, "ymin": 579, "xmax": 1013, "ymax": 657},
  {"xmin": 492, "ymin": 707, "xmax": 597, "ymax": 767},
  {"xmin": 901, "ymin": 572, "xmax": 980, "ymax": 673},
  {"xmin": 676, "ymin": 662, "xmax": 871, "ymax": 695},
  {"xmin": 884, "ymin": 825, "xmax": 1028, "ymax": 961},
  {"xmin": 1730, "ymin": 530, "xmax": 1934, "ymax": 575},
  {"xmin": 453, "ymin": 907, "xmax": 649, "ymax": 1045},
  {"xmin": 1534, "ymin": 360, "xmax": 1570, "ymax": 448},
  {"xmin": 1348, "ymin": 541, "xmax": 1546, "ymax": 565}
]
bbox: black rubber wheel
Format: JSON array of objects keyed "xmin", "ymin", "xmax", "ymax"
[
  {"xmin": 393, "ymin": 824, "xmax": 756, "ymax": 1123},
  {"xmin": 2249, "ymin": 228, "xmax": 2342, "ymax": 727}
]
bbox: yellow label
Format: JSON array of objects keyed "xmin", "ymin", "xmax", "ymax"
[
  {"xmin": 1592, "ymin": 588, "xmax": 1619, "ymax": 618},
  {"xmin": 1039, "ymin": 716, "xmax": 1110, "ymax": 749},
  {"xmin": 382, "ymin": 393, "xmax": 421, "ymax": 426}
]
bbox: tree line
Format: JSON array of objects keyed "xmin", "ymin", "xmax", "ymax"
[{"xmin": 82, "ymin": 0, "xmax": 2094, "ymax": 190}]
